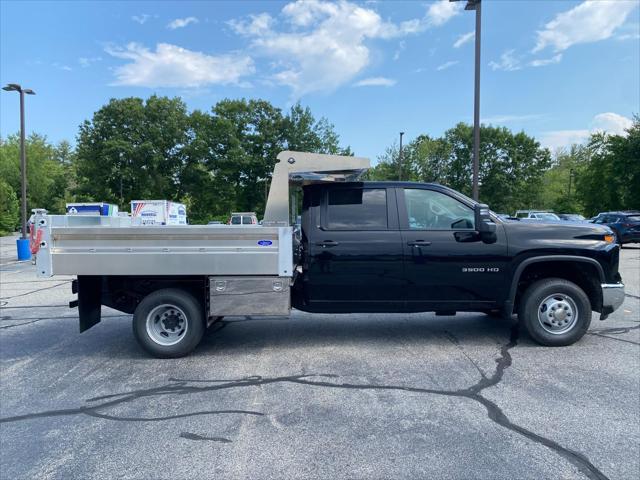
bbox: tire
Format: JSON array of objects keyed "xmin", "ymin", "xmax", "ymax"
[
  {"xmin": 518, "ymin": 278, "xmax": 591, "ymax": 346},
  {"xmin": 133, "ymin": 288, "xmax": 205, "ymax": 358}
]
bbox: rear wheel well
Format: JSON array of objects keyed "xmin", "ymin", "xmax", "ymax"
[
  {"xmin": 101, "ymin": 276, "xmax": 208, "ymax": 315},
  {"xmin": 514, "ymin": 262, "xmax": 602, "ymax": 313}
]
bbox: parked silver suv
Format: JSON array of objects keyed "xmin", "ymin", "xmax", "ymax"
[{"xmin": 514, "ymin": 210, "xmax": 560, "ymax": 221}]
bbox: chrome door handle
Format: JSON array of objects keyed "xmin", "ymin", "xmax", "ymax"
[
  {"xmin": 407, "ymin": 240, "xmax": 432, "ymax": 247},
  {"xmin": 316, "ymin": 240, "xmax": 339, "ymax": 247}
]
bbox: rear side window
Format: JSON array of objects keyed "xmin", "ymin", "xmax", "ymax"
[
  {"xmin": 231, "ymin": 216, "xmax": 241, "ymax": 225},
  {"xmin": 326, "ymin": 188, "xmax": 387, "ymax": 230},
  {"xmin": 626, "ymin": 216, "xmax": 640, "ymax": 222},
  {"xmin": 242, "ymin": 216, "xmax": 253, "ymax": 224}
]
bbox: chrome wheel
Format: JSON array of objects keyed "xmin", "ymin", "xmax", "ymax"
[
  {"xmin": 145, "ymin": 304, "xmax": 189, "ymax": 346},
  {"xmin": 537, "ymin": 293, "xmax": 578, "ymax": 335}
]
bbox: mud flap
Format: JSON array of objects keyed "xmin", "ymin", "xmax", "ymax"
[{"xmin": 77, "ymin": 275, "xmax": 102, "ymax": 333}]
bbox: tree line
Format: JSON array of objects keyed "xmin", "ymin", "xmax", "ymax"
[
  {"xmin": 0, "ymin": 96, "xmax": 349, "ymax": 232},
  {"xmin": 369, "ymin": 117, "xmax": 639, "ymax": 216},
  {"xmin": 0, "ymin": 95, "xmax": 638, "ymax": 235}
]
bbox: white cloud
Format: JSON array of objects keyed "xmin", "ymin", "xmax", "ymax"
[
  {"xmin": 539, "ymin": 130, "xmax": 591, "ymax": 151},
  {"xmin": 353, "ymin": 77, "xmax": 396, "ymax": 87},
  {"xmin": 529, "ymin": 54, "xmax": 562, "ymax": 68},
  {"xmin": 436, "ymin": 60, "xmax": 458, "ymax": 71},
  {"xmin": 78, "ymin": 56, "xmax": 102, "ymax": 68},
  {"xmin": 228, "ymin": 13, "xmax": 274, "ymax": 36},
  {"xmin": 131, "ymin": 14, "xmax": 152, "ymax": 25},
  {"xmin": 533, "ymin": 0, "xmax": 638, "ymax": 53},
  {"xmin": 228, "ymin": 0, "xmax": 461, "ymax": 96},
  {"xmin": 105, "ymin": 43, "xmax": 254, "ymax": 88},
  {"xmin": 453, "ymin": 31, "xmax": 474, "ymax": 48},
  {"xmin": 426, "ymin": 0, "xmax": 462, "ymax": 27},
  {"xmin": 591, "ymin": 112, "xmax": 633, "ymax": 136},
  {"xmin": 540, "ymin": 112, "xmax": 633, "ymax": 150},
  {"xmin": 393, "ymin": 40, "xmax": 406, "ymax": 61},
  {"xmin": 617, "ymin": 33, "xmax": 640, "ymax": 41},
  {"xmin": 167, "ymin": 17, "xmax": 199, "ymax": 30},
  {"xmin": 488, "ymin": 50, "xmax": 521, "ymax": 71}
]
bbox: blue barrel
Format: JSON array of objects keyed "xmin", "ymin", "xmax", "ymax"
[{"xmin": 16, "ymin": 238, "xmax": 31, "ymax": 261}]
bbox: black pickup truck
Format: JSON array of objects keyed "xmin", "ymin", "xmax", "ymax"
[
  {"xmin": 290, "ymin": 181, "xmax": 624, "ymax": 348},
  {"xmin": 56, "ymin": 178, "xmax": 625, "ymax": 357}
]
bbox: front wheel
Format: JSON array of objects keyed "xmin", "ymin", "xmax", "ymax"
[
  {"xmin": 518, "ymin": 278, "xmax": 591, "ymax": 346},
  {"xmin": 133, "ymin": 288, "xmax": 205, "ymax": 358}
]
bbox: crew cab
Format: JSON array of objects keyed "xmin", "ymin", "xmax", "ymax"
[{"xmin": 31, "ymin": 151, "xmax": 625, "ymax": 357}]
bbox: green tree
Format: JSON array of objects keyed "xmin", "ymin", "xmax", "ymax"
[
  {"xmin": 182, "ymin": 99, "xmax": 349, "ymax": 223},
  {"xmin": 370, "ymin": 123, "xmax": 551, "ymax": 213},
  {"xmin": 576, "ymin": 117, "xmax": 640, "ymax": 216},
  {"xmin": 283, "ymin": 102, "xmax": 348, "ymax": 155},
  {"xmin": 0, "ymin": 179, "xmax": 19, "ymax": 235},
  {"xmin": 0, "ymin": 133, "xmax": 68, "ymax": 214},
  {"xmin": 75, "ymin": 95, "xmax": 191, "ymax": 209},
  {"xmin": 75, "ymin": 96, "xmax": 350, "ymax": 224},
  {"xmin": 539, "ymin": 144, "xmax": 589, "ymax": 214}
]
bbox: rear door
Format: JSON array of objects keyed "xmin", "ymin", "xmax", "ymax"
[
  {"xmin": 304, "ymin": 186, "xmax": 405, "ymax": 312},
  {"xmin": 398, "ymin": 187, "xmax": 509, "ymax": 311}
]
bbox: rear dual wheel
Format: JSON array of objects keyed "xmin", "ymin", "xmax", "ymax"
[
  {"xmin": 518, "ymin": 278, "xmax": 591, "ymax": 346},
  {"xmin": 133, "ymin": 288, "xmax": 205, "ymax": 358}
]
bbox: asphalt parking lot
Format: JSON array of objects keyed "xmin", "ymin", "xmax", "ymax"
[{"xmin": 1, "ymin": 235, "xmax": 638, "ymax": 480}]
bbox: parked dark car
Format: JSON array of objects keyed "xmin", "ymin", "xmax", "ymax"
[
  {"xmin": 591, "ymin": 211, "xmax": 640, "ymax": 245},
  {"xmin": 557, "ymin": 214, "xmax": 586, "ymax": 222}
]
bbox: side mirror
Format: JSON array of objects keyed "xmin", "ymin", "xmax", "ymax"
[{"xmin": 474, "ymin": 204, "xmax": 497, "ymax": 243}]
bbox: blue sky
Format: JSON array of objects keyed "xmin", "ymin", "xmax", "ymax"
[{"xmin": 1, "ymin": 0, "xmax": 638, "ymax": 161}]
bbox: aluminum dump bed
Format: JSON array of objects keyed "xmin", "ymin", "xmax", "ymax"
[
  {"xmin": 33, "ymin": 151, "xmax": 369, "ymax": 281},
  {"xmin": 34, "ymin": 214, "xmax": 293, "ymax": 278}
]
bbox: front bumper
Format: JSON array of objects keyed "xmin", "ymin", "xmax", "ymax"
[{"xmin": 600, "ymin": 283, "xmax": 625, "ymax": 319}]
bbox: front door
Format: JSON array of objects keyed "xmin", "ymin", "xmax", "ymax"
[
  {"xmin": 398, "ymin": 187, "xmax": 509, "ymax": 311},
  {"xmin": 304, "ymin": 186, "xmax": 405, "ymax": 312}
]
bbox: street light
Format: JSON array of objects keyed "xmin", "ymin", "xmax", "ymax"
[
  {"xmin": 398, "ymin": 131, "xmax": 405, "ymax": 181},
  {"xmin": 3, "ymin": 83, "xmax": 36, "ymax": 260},
  {"xmin": 451, "ymin": 0, "xmax": 481, "ymax": 201}
]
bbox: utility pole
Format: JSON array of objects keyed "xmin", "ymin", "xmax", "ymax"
[
  {"xmin": 398, "ymin": 131, "xmax": 405, "ymax": 181},
  {"xmin": 451, "ymin": 0, "xmax": 481, "ymax": 200},
  {"xmin": 568, "ymin": 168, "xmax": 574, "ymax": 197},
  {"xmin": 3, "ymin": 84, "xmax": 35, "ymax": 244}
]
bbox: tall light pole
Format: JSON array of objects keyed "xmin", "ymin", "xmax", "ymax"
[
  {"xmin": 451, "ymin": 0, "xmax": 481, "ymax": 200},
  {"xmin": 398, "ymin": 131, "xmax": 405, "ymax": 181},
  {"xmin": 3, "ymin": 84, "xmax": 36, "ymax": 245}
]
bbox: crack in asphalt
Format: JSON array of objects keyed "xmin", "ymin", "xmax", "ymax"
[
  {"xmin": 0, "ymin": 325, "xmax": 609, "ymax": 479},
  {"xmin": 179, "ymin": 432, "xmax": 232, "ymax": 443},
  {"xmin": 0, "ymin": 314, "xmax": 128, "ymax": 330},
  {"xmin": 443, "ymin": 330, "xmax": 488, "ymax": 380},
  {"xmin": 587, "ymin": 324, "xmax": 640, "ymax": 346},
  {"xmin": 0, "ymin": 281, "xmax": 71, "ymax": 300}
]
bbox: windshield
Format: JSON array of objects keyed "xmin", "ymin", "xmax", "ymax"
[{"xmin": 536, "ymin": 213, "xmax": 560, "ymax": 221}]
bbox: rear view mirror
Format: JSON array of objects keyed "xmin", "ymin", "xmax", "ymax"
[{"xmin": 474, "ymin": 204, "xmax": 497, "ymax": 243}]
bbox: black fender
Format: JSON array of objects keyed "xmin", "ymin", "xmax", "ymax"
[{"xmin": 505, "ymin": 255, "xmax": 605, "ymax": 316}]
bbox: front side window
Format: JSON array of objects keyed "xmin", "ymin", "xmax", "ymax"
[
  {"xmin": 242, "ymin": 216, "xmax": 253, "ymax": 224},
  {"xmin": 326, "ymin": 188, "xmax": 387, "ymax": 230},
  {"xmin": 231, "ymin": 216, "xmax": 241, "ymax": 225},
  {"xmin": 403, "ymin": 189, "xmax": 474, "ymax": 230}
]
